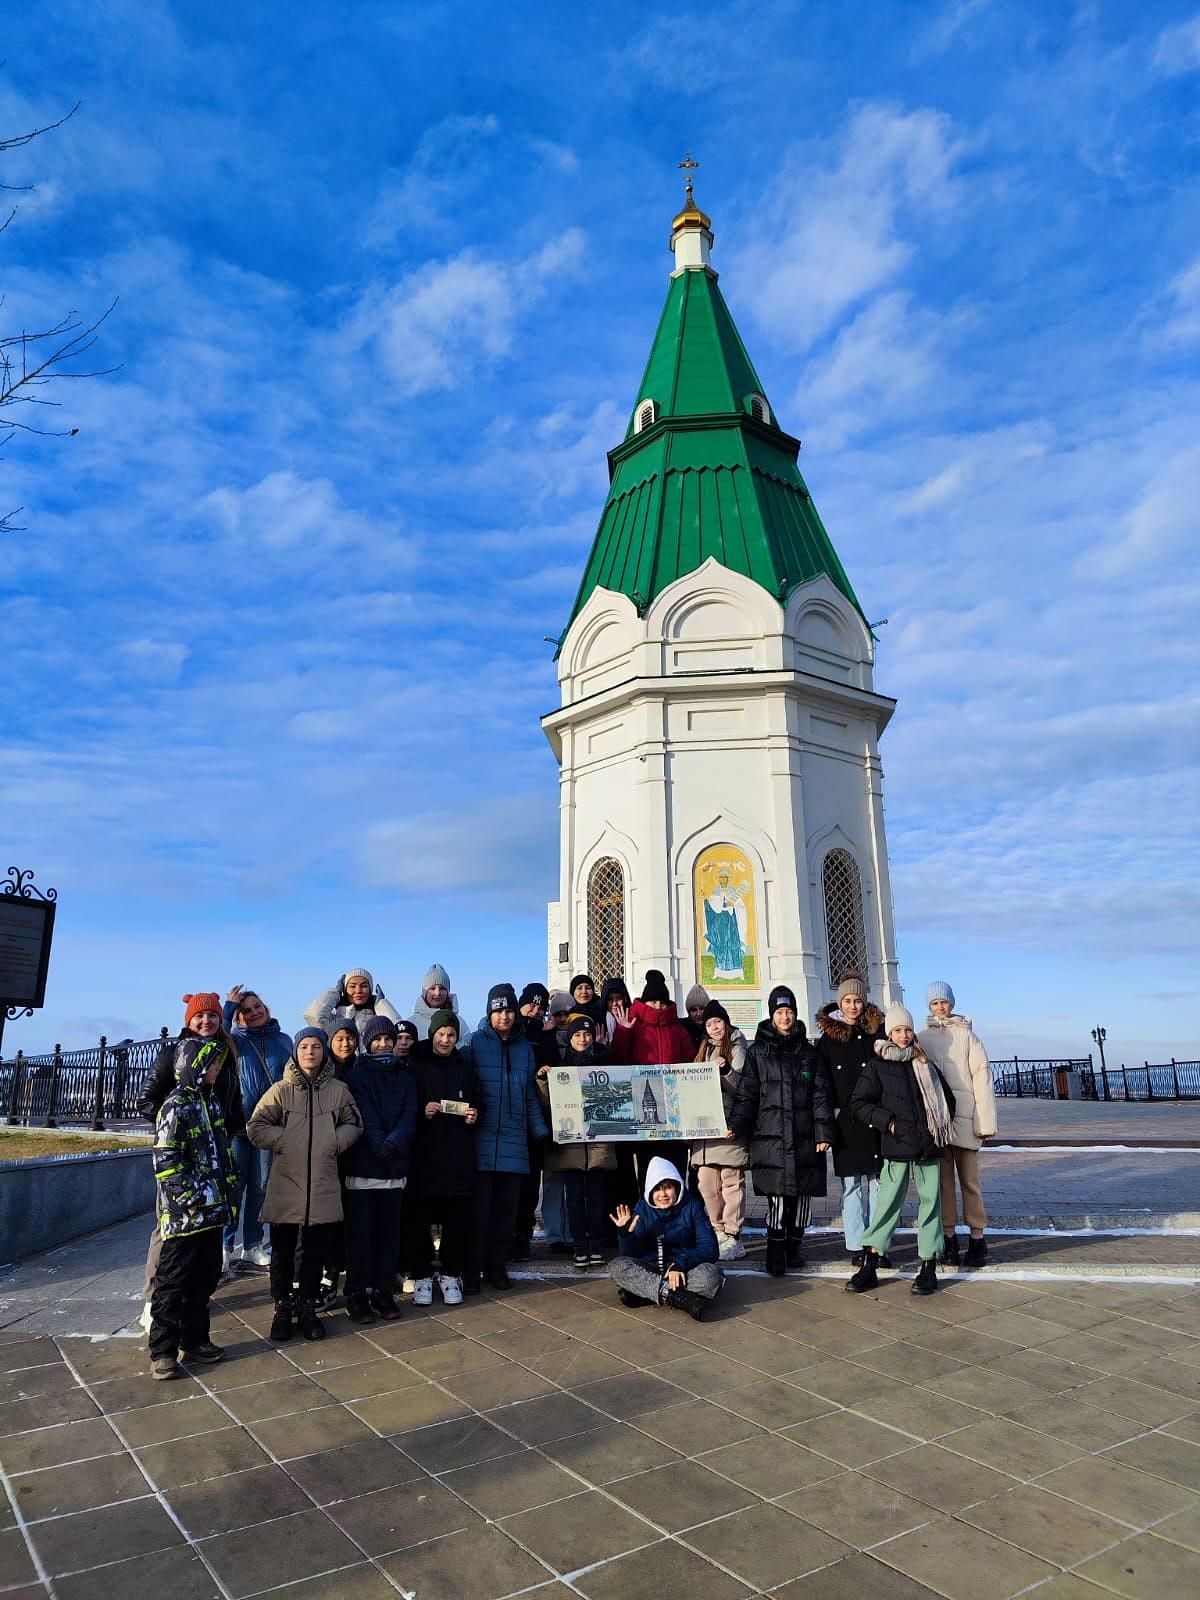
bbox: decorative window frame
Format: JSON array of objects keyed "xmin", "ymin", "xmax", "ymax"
[
  {"xmin": 820, "ymin": 846, "xmax": 870, "ymax": 989},
  {"xmin": 634, "ymin": 398, "xmax": 659, "ymax": 434},
  {"xmin": 744, "ymin": 392, "xmax": 770, "ymax": 425},
  {"xmin": 585, "ymin": 856, "xmax": 627, "ymax": 988}
]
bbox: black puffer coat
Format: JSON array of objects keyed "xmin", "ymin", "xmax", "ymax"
[
  {"xmin": 730, "ymin": 1020, "xmax": 835, "ymax": 1197},
  {"xmin": 850, "ymin": 1049, "xmax": 956, "ymax": 1164},
  {"xmin": 407, "ymin": 1041, "xmax": 482, "ymax": 1198},
  {"xmin": 816, "ymin": 1003, "xmax": 885, "ymax": 1179},
  {"xmin": 140, "ymin": 1035, "xmax": 246, "ymax": 1138}
]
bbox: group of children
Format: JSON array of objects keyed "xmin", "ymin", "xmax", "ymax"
[{"xmin": 144, "ymin": 965, "xmax": 995, "ymax": 1378}]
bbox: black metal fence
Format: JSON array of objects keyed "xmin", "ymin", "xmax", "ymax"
[
  {"xmin": 1, "ymin": 1031, "xmax": 171, "ymax": 1128},
  {"xmin": 991, "ymin": 1054, "xmax": 1200, "ymax": 1102}
]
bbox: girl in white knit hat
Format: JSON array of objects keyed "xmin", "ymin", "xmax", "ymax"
[{"xmin": 920, "ymin": 982, "xmax": 997, "ymax": 1269}]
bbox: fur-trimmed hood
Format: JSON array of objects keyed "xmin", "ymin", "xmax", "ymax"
[{"xmin": 817, "ymin": 1001, "xmax": 884, "ymax": 1042}]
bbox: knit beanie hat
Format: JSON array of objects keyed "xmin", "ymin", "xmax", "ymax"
[
  {"xmin": 685, "ymin": 984, "xmax": 711, "ymax": 1011},
  {"xmin": 836, "ymin": 973, "xmax": 867, "ymax": 1005},
  {"xmin": 768, "ymin": 985, "xmax": 798, "ymax": 1017},
  {"xmin": 422, "ymin": 963, "xmax": 451, "ymax": 995},
  {"xmin": 569, "ymin": 972, "xmax": 596, "ymax": 995},
  {"xmin": 641, "ymin": 969, "xmax": 671, "ymax": 1004},
  {"xmin": 925, "ymin": 981, "xmax": 955, "ymax": 1008},
  {"xmin": 884, "ymin": 1002, "xmax": 915, "ymax": 1034},
  {"xmin": 428, "ymin": 1008, "xmax": 461, "ymax": 1039},
  {"xmin": 292, "ymin": 1025, "xmax": 329, "ymax": 1063},
  {"xmin": 362, "ymin": 1015, "xmax": 398, "ymax": 1050},
  {"xmin": 487, "ymin": 982, "xmax": 519, "ymax": 1015},
  {"xmin": 520, "ymin": 982, "xmax": 550, "ymax": 1008},
  {"xmin": 566, "ymin": 1011, "xmax": 595, "ymax": 1039},
  {"xmin": 548, "ymin": 989, "xmax": 573, "ymax": 1018},
  {"xmin": 328, "ymin": 1018, "xmax": 359, "ymax": 1044},
  {"xmin": 183, "ymin": 992, "xmax": 221, "ymax": 1029},
  {"xmin": 395, "ymin": 1019, "xmax": 419, "ymax": 1043},
  {"xmin": 702, "ymin": 998, "xmax": 731, "ymax": 1027},
  {"xmin": 343, "ymin": 967, "xmax": 373, "ymax": 989}
]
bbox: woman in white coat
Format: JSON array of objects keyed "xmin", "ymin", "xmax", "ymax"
[{"xmin": 919, "ymin": 981, "xmax": 997, "ymax": 1269}]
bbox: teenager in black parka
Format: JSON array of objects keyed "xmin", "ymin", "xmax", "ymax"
[
  {"xmin": 403, "ymin": 1009, "xmax": 481, "ymax": 1307},
  {"xmin": 730, "ymin": 984, "xmax": 834, "ymax": 1276},
  {"xmin": 816, "ymin": 973, "xmax": 887, "ymax": 1269}
]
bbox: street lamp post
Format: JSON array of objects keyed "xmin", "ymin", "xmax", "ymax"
[{"xmin": 1090, "ymin": 1026, "xmax": 1108, "ymax": 1072}]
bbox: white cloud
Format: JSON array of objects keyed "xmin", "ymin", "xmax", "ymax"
[
  {"xmin": 366, "ymin": 793, "xmax": 557, "ymax": 911},
  {"xmin": 120, "ymin": 638, "xmax": 189, "ymax": 676},
  {"xmin": 363, "ymin": 113, "xmax": 501, "ymax": 246},
  {"xmin": 736, "ymin": 104, "xmax": 963, "ymax": 353},
  {"xmin": 1157, "ymin": 254, "xmax": 1200, "ymax": 346},
  {"xmin": 1087, "ymin": 445, "xmax": 1200, "ymax": 576},
  {"xmin": 201, "ymin": 470, "xmax": 392, "ymax": 554},
  {"xmin": 797, "ymin": 292, "xmax": 942, "ymax": 443},
  {"xmin": 1152, "ymin": 13, "xmax": 1200, "ymax": 76},
  {"xmin": 353, "ymin": 229, "xmax": 585, "ymax": 396}
]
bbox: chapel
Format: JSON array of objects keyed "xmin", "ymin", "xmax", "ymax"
[{"xmin": 542, "ymin": 170, "xmax": 902, "ymax": 1027}]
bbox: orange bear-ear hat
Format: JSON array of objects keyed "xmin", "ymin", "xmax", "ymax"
[{"xmin": 182, "ymin": 992, "xmax": 221, "ymax": 1027}]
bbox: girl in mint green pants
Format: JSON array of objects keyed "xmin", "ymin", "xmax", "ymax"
[{"xmin": 845, "ymin": 1004, "xmax": 954, "ymax": 1296}]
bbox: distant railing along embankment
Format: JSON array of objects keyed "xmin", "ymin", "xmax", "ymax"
[
  {"xmin": 0, "ymin": 1030, "xmax": 171, "ymax": 1128},
  {"xmin": 990, "ymin": 1055, "xmax": 1200, "ymax": 1102}
]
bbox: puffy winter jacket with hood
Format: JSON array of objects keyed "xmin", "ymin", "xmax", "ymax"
[
  {"xmin": 850, "ymin": 1046, "xmax": 956, "ymax": 1164},
  {"xmin": 617, "ymin": 1156, "xmax": 719, "ymax": 1273},
  {"xmin": 408, "ymin": 1040, "xmax": 482, "ymax": 1197},
  {"xmin": 152, "ymin": 1036, "xmax": 240, "ymax": 1241},
  {"xmin": 690, "ymin": 1028, "xmax": 750, "ymax": 1169},
  {"xmin": 343, "ymin": 1047, "xmax": 419, "ymax": 1182},
  {"xmin": 918, "ymin": 1014, "xmax": 996, "ymax": 1150},
  {"xmin": 609, "ymin": 1000, "xmax": 694, "ymax": 1067},
  {"xmin": 222, "ymin": 1001, "xmax": 293, "ymax": 1124},
  {"xmin": 816, "ymin": 1002, "xmax": 885, "ymax": 1179},
  {"xmin": 303, "ymin": 968, "xmax": 400, "ymax": 1035},
  {"xmin": 140, "ymin": 1032, "xmax": 245, "ymax": 1137},
  {"xmin": 463, "ymin": 1020, "xmax": 548, "ymax": 1173},
  {"xmin": 730, "ymin": 1019, "xmax": 835, "ymax": 1197},
  {"xmin": 247, "ymin": 1033, "xmax": 363, "ymax": 1225}
]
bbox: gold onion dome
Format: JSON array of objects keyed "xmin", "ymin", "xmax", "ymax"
[{"xmin": 672, "ymin": 175, "xmax": 711, "ymax": 233}]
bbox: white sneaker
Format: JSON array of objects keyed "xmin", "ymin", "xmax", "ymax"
[
  {"xmin": 438, "ymin": 1275, "xmax": 464, "ymax": 1306},
  {"xmin": 242, "ymin": 1244, "xmax": 271, "ymax": 1269},
  {"xmin": 221, "ymin": 1246, "xmax": 240, "ymax": 1276},
  {"xmin": 718, "ymin": 1234, "xmax": 746, "ymax": 1260},
  {"xmin": 138, "ymin": 1301, "xmax": 152, "ymax": 1333},
  {"xmin": 411, "ymin": 1278, "xmax": 434, "ymax": 1306},
  {"xmin": 401, "ymin": 1275, "xmax": 417, "ymax": 1295}
]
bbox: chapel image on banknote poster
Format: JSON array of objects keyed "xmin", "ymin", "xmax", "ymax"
[{"xmin": 693, "ymin": 843, "xmax": 758, "ymax": 990}]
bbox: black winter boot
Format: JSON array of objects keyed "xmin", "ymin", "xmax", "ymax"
[
  {"xmin": 786, "ymin": 1234, "xmax": 806, "ymax": 1271},
  {"xmin": 370, "ymin": 1289, "xmax": 402, "ymax": 1321},
  {"xmin": 942, "ymin": 1233, "xmax": 961, "ymax": 1266},
  {"xmin": 911, "ymin": 1259, "xmax": 938, "ymax": 1295},
  {"xmin": 963, "ymin": 1235, "xmax": 988, "ymax": 1270},
  {"xmin": 269, "ymin": 1299, "xmax": 295, "ymax": 1342},
  {"xmin": 765, "ymin": 1233, "xmax": 787, "ymax": 1277},
  {"xmin": 666, "ymin": 1286, "xmax": 708, "ymax": 1321},
  {"xmin": 296, "ymin": 1299, "xmax": 325, "ymax": 1340},
  {"xmin": 846, "ymin": 1252, "xmax": 879, "ymax": 1293},
  {"xmin": 345, "ymin": 1292, "xmax": 376, "ymax": 1325}
]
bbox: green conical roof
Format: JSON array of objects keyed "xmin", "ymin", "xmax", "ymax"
[{"xmin": 561, "ymin": 263, "xmax": 862, "ymax": 644}]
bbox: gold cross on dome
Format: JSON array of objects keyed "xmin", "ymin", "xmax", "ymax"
[{"xmin": 678, "ymin": 151, "xmax": 699, "ymax": 204}]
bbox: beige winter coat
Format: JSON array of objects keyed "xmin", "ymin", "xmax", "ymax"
[
  {"xmin": 690, "ymin": 1029, "xmax": 751, "ymax": 1169},
  {"xmin": 247, "ymin": 1060, "xmax": 362, "ymax": 1225},
  {"xmin": 918, "ymin": 1014, "xmax": 997, "ymax": 1150}
]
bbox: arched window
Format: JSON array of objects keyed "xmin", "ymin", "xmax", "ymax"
[
  {"xmin": 587, "ymin": 857, "xmax": 625, "ymax": 987},
  {"xmin": 822, "ymin": 848, "xmax": 868, "ymax": 987},
  {"xmin": 635, "ymin": 399, "xmax": 658, "ymax": 433},
  {"xmin": 745, "ymin": 392, "xmax": 769, "ymax": 424}
]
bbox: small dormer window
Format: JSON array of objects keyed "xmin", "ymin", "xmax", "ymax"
[
  {"xmin": 746, "ymin": 393, "xmax": 769, "ymax": 424},
  {"xmin": 635, "ymin": 399, "xmax": 658, "ymax": 433}
]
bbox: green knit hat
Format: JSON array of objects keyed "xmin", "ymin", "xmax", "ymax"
[{"xmin": 428, "ymin": 1007, "xmax": 461, "ymax": 1040}]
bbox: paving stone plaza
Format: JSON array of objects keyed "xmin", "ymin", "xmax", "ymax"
[{"xmin": 2, "ymin": 1105, "xmax": 1198, "ymax": 1599}]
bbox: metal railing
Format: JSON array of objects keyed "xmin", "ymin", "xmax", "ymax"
[
  {"xmin": 991, "ymin": 1055, "xmax": 1200, "ymax": 1102},
  {"xmin": 1, "ymin": 1030, "xmax": 172, "ymax": 1128}
]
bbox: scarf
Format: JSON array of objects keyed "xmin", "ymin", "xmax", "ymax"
[{"xmin": 912, "ymin": 1054, "xmax": 953, "ymax": 1146}]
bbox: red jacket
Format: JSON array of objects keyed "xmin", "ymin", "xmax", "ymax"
[{"xmin": 610, "ymin": 1000, "xmax": 694, "ymax": 1066}]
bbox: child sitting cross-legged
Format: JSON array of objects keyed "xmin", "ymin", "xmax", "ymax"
[
  {"xmin": 846, "ymin": 1003, "xmax": 955, "ymax": 1297},
  {"xmin": 608, "ymin": 1155, "xmax": 723, "ymax": 1320}
]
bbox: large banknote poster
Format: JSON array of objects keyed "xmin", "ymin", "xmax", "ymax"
[{"xmin": 546, "ymin": 1060, "xmax": 726, "ymax": 1144}]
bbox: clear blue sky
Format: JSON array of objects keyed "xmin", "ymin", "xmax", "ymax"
[{"xmin": 2, "ymin": 1, "xmax": 1197, "ymax": 1066}]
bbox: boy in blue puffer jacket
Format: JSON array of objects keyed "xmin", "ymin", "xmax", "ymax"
[
  {"xmin": 343, "ymin": 1016, "xmax": 418, "ymax": 1324},
  {"xmin": 609, "ymin": 1155, "xmax": 722, "ymax": 1320}
]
